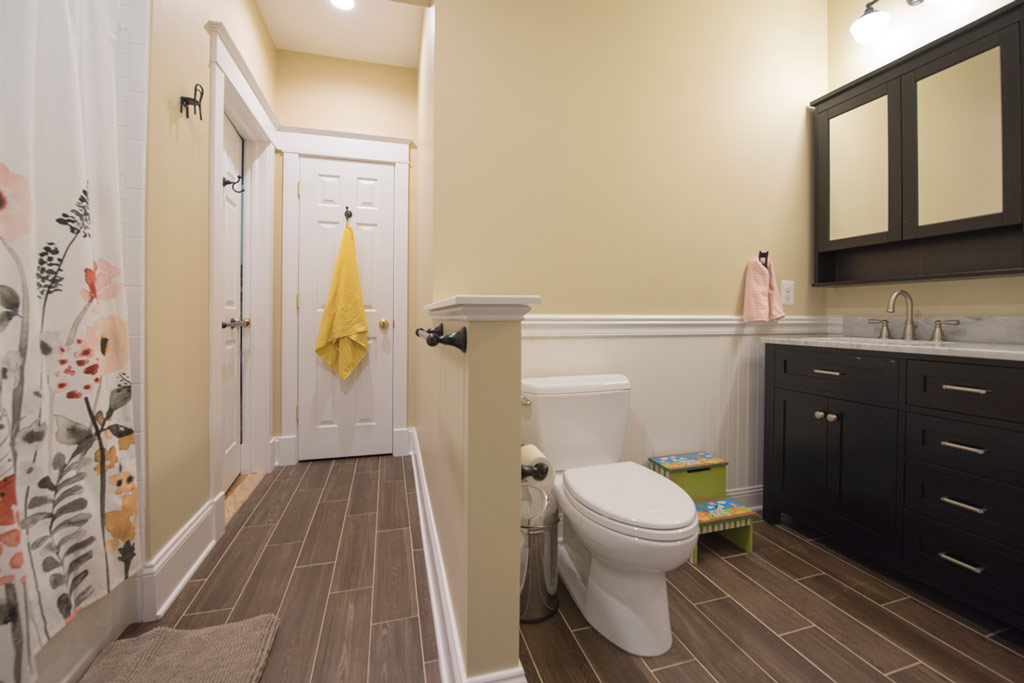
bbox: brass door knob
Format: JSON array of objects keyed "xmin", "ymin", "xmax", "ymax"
[
  {"xmin": 379, "ymin": 318, "xmax": 390, "ymax": 331},
  {"xmin": 241, "ymin": 317, "xmax": 251, "ymax": 328}
]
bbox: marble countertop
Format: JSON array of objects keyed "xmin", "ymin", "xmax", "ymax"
[{"xmin": 763, "ymin": 336, "xmax": 1024, "ymax": 362}]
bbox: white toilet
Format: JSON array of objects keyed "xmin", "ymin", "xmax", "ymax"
[{"xmin": 521, "ymin": 374, "xmax": 698, "ymax": 657}]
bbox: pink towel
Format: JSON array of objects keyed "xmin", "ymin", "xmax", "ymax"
[{"xmin": 742, "ymin": 257, "xmax": 785, "ymax": 323}]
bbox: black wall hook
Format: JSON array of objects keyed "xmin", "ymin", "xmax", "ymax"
[
  {"xmin": 222, "ymin": 174, "xmax": 244, "ymax": 193},
  {"xmin": 180, "ymin": 83, "xmax": 204, "ymax": 120},
  {"xmin": 345, "ymin": 206, "xmax": 353, "ymax": 220},
  {"xmin": 758, "ymin": 250, "xmax": 769, "ymax": 267}
]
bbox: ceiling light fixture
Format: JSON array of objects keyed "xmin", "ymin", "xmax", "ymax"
[{"xmin": 331, "ymin": 0, "xmax": 355, "ymax": 10}]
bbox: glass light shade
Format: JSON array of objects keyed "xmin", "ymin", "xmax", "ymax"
[
  {"xmin": 331, "ymin": 0, "xmax": 355, "ymax": 10},
  {"xmin": 850, "ymin": 8, "xmax": 891, "ymax": 44}
]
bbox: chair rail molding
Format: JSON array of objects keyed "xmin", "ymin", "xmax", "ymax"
[{"xmin": 522, "ymin": 314, "xmax": 842, "ymax": 338}]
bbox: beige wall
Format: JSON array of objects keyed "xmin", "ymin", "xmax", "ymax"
[
  {"xmin": 824, "ymin": 0, "xmax": 1024, "ymax": 317},
  {"xmin": 145, "ymin": 0, "xmax": 277, "ymax": 555},
  {"xmin": 431, "ymin": 0, "xmax": 828, "ymax": 317},
  {"xmin": 275, "ymin": 50, "xmax": 418, "ymax": 139}
]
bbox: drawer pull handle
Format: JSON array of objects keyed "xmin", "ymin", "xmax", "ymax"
[
  {"xmin": 941, "ymin": 384, "xmax": 990, "ymax": 395},
  {"xmin": 938, "ymin": 552, "xmax": 985, "ymax": 575},
  {"xmin": 939, "ymin": 496, "xmax": 987, "ymax": 515},
  {"xmin": 940, "ymin": 440, "xmax": 989, "ymax": 456},
  {"xmin": 813, "ymin": 369, "xmax": 843, "ymax": 376}
]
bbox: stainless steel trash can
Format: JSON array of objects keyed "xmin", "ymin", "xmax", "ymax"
[{"xmin": 520, "ymin": 482, "xmax": 559, "ymax": 623}]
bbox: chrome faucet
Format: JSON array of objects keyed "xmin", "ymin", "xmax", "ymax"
[{"xmin": 886, "ymin": 290, "xmax": 915, "ymax": 340}]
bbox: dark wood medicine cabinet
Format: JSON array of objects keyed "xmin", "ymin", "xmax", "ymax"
[{"xmin": 812, "ymin": 1, "xmax": 1024, "ymax": 285}]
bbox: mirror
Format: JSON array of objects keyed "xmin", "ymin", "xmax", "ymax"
[
  {"xmin": 829, "ymin": 95, "xmax": 889, "ymax": 241},
  {"xmin": 917, "ymin": 47, "xmax": 1003, "ymax": 226}
]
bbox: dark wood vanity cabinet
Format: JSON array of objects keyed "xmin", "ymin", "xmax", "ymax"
[
  {"xmin": 764, "ymin": 343, "xmax": 1024, "ymax": 629},
  {"xmin": 812, "ymin": 1, "xmax": 1024, "ymax": 285}
]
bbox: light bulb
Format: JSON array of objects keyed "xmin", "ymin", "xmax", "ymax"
[
  {"xmin": 850, "ymin": 6, "xmax": 891, "ymax": 44},
  {"xmin": 331, "ymin": 0, "xmax": 355, "ymax": 10}
]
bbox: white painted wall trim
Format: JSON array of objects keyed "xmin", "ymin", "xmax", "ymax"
[
  {"xmin": 206, "ymin": 22, "xmax": 279, "ymax": 143},
  {"xmin": 409, "ymin": 429, "xmax": 527, "ymax": 683},
  {"xmin": 137, "ymin": 494, "xmax": 221, "ymax": 621},
  {"xmin": 522, "ymin": 314, "xmax": 842, "ymax": 338},
  {"xmin": 726, "ymin": 485, "xmax": 763, "ymax": 511},
  {"xmin": 276, "ymin": 129, "xmax": 410, "ymax": 164},
  {"xmin": 426, "ymin": 295, "xmax": 542, "ymax": 321},
  {"xmin": 271, "ymin": 434, "xmax": 298, "ymax": 468},
  {"xmin": 281, "ymin": 153, "xmax": 300, "ymax": 445}
]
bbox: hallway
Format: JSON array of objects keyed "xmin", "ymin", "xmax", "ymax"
[{"xmin": 121, "ymin": 456, "xmax": 438, "ymax": 683}]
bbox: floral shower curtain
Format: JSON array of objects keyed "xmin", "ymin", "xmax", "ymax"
[{"xmin": 0, "ymin": 2, "xmax": 139, "ymax": 680}]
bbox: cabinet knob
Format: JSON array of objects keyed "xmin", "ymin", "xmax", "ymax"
[
  {"xmin": 813, "ymin": 411, "xmax": 825, "ymax": 420},
  {"xmin": 826, "ymin": 413, "xmax": 839, "ymax": 422}
]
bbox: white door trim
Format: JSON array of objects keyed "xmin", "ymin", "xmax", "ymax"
[
  {"xmin": 206, "ymin": 22, "xmax": 408, "ymax": 471},
  {"xmin": 207, "ymin": 23, "xmax": 276, "ymax": 534},
  {"xmin": 281, "ymin": 146, "xmax": 409, "ymax": 464}
]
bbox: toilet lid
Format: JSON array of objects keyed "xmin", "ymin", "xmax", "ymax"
[{"xmin": 563, "ymin": 462, "xmax": 696, "ymax": 532}]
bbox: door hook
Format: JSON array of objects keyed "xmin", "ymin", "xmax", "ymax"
[{"xmin": 222, "ymin": 175, "xmax": 244, "ymax": 193}]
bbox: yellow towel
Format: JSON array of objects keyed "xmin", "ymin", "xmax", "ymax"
[{"xmin": 315, "ymin": 222, "xmax": 367, "ymax": 379}]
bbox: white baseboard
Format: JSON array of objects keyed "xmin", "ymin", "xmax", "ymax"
[
  {"xmin": 137, "ymin": 494, "xmax": 221, "ymax": 620},
  {"xmin": 409, "ymin": 428, "xmax": 527, "ymax": 683},
  {"xmin": 393, "ymin": 427, "xmax": 413, "ymax": 456},
  {"xmin": 271, "ymin": 434, "xmax": 298, "ymax": 467},
  {"xmin": 727, "ymin": 485, "xmax": 763, "ymax": 511}
]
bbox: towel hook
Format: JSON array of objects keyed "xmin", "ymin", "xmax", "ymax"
[
  {"xmin": 222, "ymin": 174, "xmax": 243, "ymax": 194},
  {"xmin": 345, "ymin": 206, "xmax": 353, "ymax": 220},
  {"xmin": 758, "ymin": 250, "xmax": 769, "ymax": 268}
]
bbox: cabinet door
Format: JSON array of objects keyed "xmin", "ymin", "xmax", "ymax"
[
  {"xmin": 902, "ymin": 25, "xmax": 1022, "ymax": 239},
  {"xmin": 768, "ymin": 389, "xmax": 829, "ymax": 520},
  {"xmin": 827, "ymin": 398, "xmax": 899, "ymax": 550},
  {"xmin": 816, "ymin": 81, "xmax": 902, "ymax": 252}
]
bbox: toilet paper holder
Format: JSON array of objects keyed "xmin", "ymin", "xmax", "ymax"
[
  {"xmin": 415, "ymin": 323, "xmax": 468, "ymax": 353},
  {"xmin": 521, "ymin": 462, "xmax": 549, "ymax": 480}
]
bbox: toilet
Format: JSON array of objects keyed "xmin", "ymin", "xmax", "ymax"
[{"xmin": 521, "ymin": 374, "xmax": 698, "ymax": 657}]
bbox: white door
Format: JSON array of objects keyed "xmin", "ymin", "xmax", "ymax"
[
  {"xmin": 297, "ymin": 157, "xmax": 395, "ymax": 459},
  {"xmin": 219, "ymin": 119, "xmax": 244, "ymax": 490}
]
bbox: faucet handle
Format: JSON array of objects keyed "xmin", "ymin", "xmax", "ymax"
[
  {"xmin": 868, "ymin": 318, "xmax": 891, "ymax": 339},
  {"xmin": 930, "ymin": 319, "xmax": 960, "ymax": 342}
]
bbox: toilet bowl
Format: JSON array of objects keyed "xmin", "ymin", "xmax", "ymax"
[
  {"xmin": 521, "ymin": 374, "xmax": 698, "ymax": 657},
  {"xmin": 554, "ymin": 462, "xmax": 697, "ymax": 656}
]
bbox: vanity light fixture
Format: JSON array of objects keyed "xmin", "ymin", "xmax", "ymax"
[
  {"xmin": 850, "ymin": 1, "xmax": 892, "ymax": 44},
  {"xmin": 331, "ymin": 0, "xmax": 355, "ymax": 10},
  {"xmin": 851, "ymin": 0, "xmax": 935, "ymax": 45}
]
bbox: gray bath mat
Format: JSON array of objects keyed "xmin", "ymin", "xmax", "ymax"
[{"xmin": 81, "ymin": 614, "xmax": 279, "ymax": 683}]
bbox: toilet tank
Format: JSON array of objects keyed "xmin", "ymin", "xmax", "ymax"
[{"xmin": 521, "ymin": 374, "xmax": 631, "ymax": 471}]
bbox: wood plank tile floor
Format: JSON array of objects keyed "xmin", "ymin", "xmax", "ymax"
[
  {"xmin": 520, "ymin": 518, "xmax": 1024, "ymax": 683},
  {"xmin": 121, "ymin": 455, "xmax": 437, "ymax": 683}
]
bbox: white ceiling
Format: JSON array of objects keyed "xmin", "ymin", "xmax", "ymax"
[{"xmin": 256, "ymin": 0, "xmax": 424, "ymax": 69}]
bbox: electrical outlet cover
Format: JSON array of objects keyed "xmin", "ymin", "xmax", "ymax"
[{"xmin": 781, "ymin": 280, "xmax": 795, "ymax": 306}]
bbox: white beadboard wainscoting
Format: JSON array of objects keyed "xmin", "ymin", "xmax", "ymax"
[{"xmin": 521, "ymin": 315, "xmax": 840, "ymax": 508}]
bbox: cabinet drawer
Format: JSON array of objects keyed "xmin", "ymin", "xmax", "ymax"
[
  {"xmin": 906, "ymin": 413, "xmax": 1024, "ymax": 487},
  {"xmin": 773, "ymin": 346, "xmax": 897, "ymax": 401},
  {"xmin": 906, "ymin": 360, "xmax": 1024, "ymax": 423},
  {"xmin": 903, "ymin": 512, "xmax": 1024, "ymax": 609},
  {"xmin": 904, "ymin": 462, "xmax": 1022, "ymax": 550}
]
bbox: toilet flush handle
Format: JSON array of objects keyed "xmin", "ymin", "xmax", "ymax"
[{"xmin": 521, "ymin": 462, "xmax": 549, "ymax": 480}]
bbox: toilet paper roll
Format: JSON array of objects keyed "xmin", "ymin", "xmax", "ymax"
[{"xmin": 521, "ymin": 444, "xmax": 554, "ymax": 495}]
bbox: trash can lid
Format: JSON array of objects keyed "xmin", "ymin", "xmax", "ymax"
[{"xmin": 521, "ymin": 483, "xmax": 558, "ymax": 527}]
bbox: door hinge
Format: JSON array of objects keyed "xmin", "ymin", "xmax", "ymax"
[
  {"xmin": 296, "ymin": 181, "xmax": 300, "ymax": 197},
  {"xmin": 296, "ymin": 293, "xmax": 300, "ymax": 309},
  {"xmin": 295, "ymin": 405, "xmax": 299, "ymax": 422}
]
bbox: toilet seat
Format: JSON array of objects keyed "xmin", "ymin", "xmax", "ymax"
[{"xmin": 562, "ymin": 462, "xmax": 697, "ymax": 542}]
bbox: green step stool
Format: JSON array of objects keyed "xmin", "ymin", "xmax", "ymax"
[
  {"xmin": 648, "ymin": 453, "xmax": 756, "ymax": 564},
  {"xmin": 648, "ymin": 452, "xmax": 727, "ymax": 502},
  {"xmin": 691, "ymin": 498, "xmax": 757, "ymax": 565}
]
